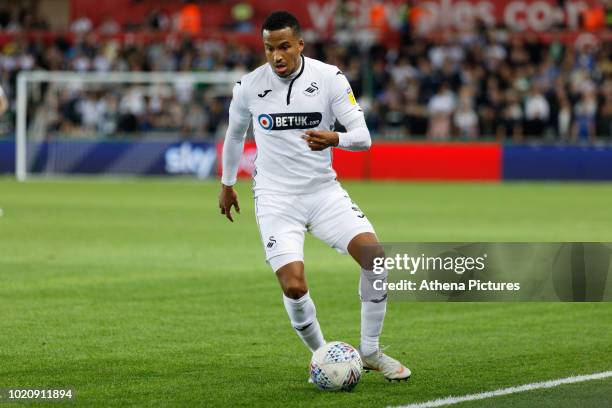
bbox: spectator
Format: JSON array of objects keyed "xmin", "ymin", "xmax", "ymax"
[
  {"xmin": 390, "ymin": 57, "xmax": 417, "ymax": 86},
  {"xmin": 427, "ymin": 83, "xmax": 455, "ymax": 140},
  {"xmin": 524, "ymin": 84, "xmax": 550, "ymax": 138},
  {"xmin": 77, "ymin": 92, "xmax": 102, "ymax": 131},
  {"xmin": 502, "ymin": 90, "xmax": 524, "ymax": 141},
  {"xmin": 403, "ymin": 78, "xmax": 428, "ymax": 137},
  {"xmin": 379, "ymin": 84, "xmax": 406, "ymax": 139},
  {"xmin": 98, "ymin": 17, "xmax": 120, "ymax": 35},
  {"xmin": 98, "ymin": 94, "xmax": 119, "ymax": 136},
  {"xmin": 557, "ymin": 94, "xmax": 572, "ymax": 140},
  {"xmin": 0, "ymin": 6, "xmax": 10, "ymax": 29},
  {"xmin": 205, "ymin": 97, "xmax": 226, "ymax": 138},
  {"xmin": 230, "ymin": 3, "xmax": 254, "ymax": 33},
  {"xmin": 178, "ymin": 2, "xmax": 202, "ymax": 35},
  {"xmin": 71, "ymin": 14, "xmax": 93, "ymax": 34},
  {"xmin": 572, "ymin": 89, "xmax": 597, "ymax": 141},
  {"xmin": 0, "ymin": 83, "xmax": 8, "ymax": 115},
  {"xmin": 453, "ymin": 86, "xmax": 478, "ymax": 138},
  {"xmin": 182, "ymin": 102, "xmax": 207, "ymax": 138},
  {"xmin": 147, "ymin": 8, "xmax": 171, "ymax": 31},
  {"xmin": 479, "ymin": 77, "xmax": 504, "ymax": 138},
  {"xmin": 598, "ymin": 79, "xmax": 612, "ymax": 138}
]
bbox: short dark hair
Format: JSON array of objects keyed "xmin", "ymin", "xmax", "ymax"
[{"xmin": 261, "ymin": 11, "xmax": 301, "ymax": 35}]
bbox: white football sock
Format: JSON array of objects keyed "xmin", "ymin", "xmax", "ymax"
[
  {"xmin": 360, "ymin": 268, "xmax": 387, "ymax": 356},
  {"xmin": 282, "ymin": 291, "xmax": 325, "ymax": 352}
]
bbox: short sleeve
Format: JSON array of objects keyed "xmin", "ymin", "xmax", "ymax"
[{"xmin": 329, "ymin": 70, "xmax": 363, "ymax": 126}]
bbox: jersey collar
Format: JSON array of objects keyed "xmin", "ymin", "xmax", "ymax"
[{"xmin": 284, "ymin": 54, "xmax": 305, "ymax": 105}]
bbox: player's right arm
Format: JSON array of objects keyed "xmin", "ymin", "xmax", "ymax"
[{"xmin": 219, "ymin": 81, "xmax": 251, "ymax": 222}]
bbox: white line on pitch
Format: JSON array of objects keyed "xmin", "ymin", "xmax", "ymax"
[{"xmin": 390, "ymin": 370, "xmax": 612, "ymax": 408}]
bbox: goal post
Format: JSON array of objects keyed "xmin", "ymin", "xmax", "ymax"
[{"xmin": 15, "ymin": 70, "xmax": 241, "ymax": 181}]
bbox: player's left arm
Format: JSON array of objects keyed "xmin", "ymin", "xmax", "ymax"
[{"xmin": 302, "ymin": 70, "xmax": 371, "ymax": 152}]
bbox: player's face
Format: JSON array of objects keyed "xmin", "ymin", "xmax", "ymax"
[{"xmin": 262, "ymin": 27, "xmax": 304, "ymax": 78}]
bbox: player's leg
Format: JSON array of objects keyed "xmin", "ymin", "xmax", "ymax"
[
  {"xmin": 347, "ymin": 234, "xmax": 389, "ymax": 359},
  {"xmin": 306, "ymin": 186, "xmax": 385, "ymax": 353},
  {"xmin": 255, "ymin": 194, "xmax": 325, "ymax": 353},
  {"xmin": 347, "ymin": 231, "xmax": 410, "ymax": 381},
  {"xmin": 347, "ymin": 232, "xmax": 387, "ymax": 355},
  {"xmin": 307, "ymin": 185, "xmax": 410, "ymax": 380},
  {"xmin": 273, "ymin": 258, "xmax": 325, "ymax": 352}
]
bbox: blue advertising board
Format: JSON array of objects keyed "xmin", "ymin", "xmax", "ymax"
[
  {"xmin": 503, "ymin": 145, "xmax": 612, "ymax": 181},
  {"xmin": 0, "ymin": 139, "xmax": 15, "ymax": 173},
  {"xmin": 0, "ymin": 139, "xmax": 217, "ymax": 178}
]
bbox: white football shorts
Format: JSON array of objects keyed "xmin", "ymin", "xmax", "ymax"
[{"xmin": 254, "ymin": 183, "xmax": 375, "ymax": 272}]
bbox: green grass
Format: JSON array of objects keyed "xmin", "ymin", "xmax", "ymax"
[{"xmin": 1, "ymin": 179, "xmax": 611, "ymax": 407}]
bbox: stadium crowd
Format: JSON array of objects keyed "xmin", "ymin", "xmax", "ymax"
[{"xmin": 0, "ymin": 6, "xmax": 611, "ymax": 141}]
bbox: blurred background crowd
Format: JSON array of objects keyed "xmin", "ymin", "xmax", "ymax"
[{"xmin": 0, "ymin": 0, "xmax": 610, "ymax": 141}]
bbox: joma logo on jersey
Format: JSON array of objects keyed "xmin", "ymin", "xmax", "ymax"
[{"xmin": 258, "ymin": 112, "xmax": 322, "ymax": 130}]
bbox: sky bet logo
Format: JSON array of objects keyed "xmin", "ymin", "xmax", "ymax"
[{"xmin": 258, "ymin": 112, "xmax": 322, "ymax": 131}]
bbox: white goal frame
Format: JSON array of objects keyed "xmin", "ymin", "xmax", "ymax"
[{"xmin": 15, "ymin": 70, "xmax": 241, "ymax": 181}]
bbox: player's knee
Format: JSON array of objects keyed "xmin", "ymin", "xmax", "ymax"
[
  {"xmin": 361, "ymin": 243, "xmax": 386, "ymax": 271},
  {"xmin": 283, "ymin": 281, "xmax": 308, "ymax": 299},
  {"xmin": 275, "ymin": 260, "xmax": 307, "ymax": 299},
  {"xmin": 348, "ymin": 233, "xmax": 385, "ymax": 270}
]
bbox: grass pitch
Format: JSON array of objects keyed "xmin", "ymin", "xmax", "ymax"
[{"xmin": 1, "ymin": 179, "xmax": 611, "ymax": 407}]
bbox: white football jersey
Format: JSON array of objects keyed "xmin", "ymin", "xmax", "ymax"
[{"xmin": 229, "ymin": 55, "xmax": 363, "ymax": 196}]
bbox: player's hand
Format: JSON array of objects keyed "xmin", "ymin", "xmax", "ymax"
[
  {"xmin": 302, "ymin": 130, "xmax": 339, "ymax": 151},
  {"xmin": 218, "ymin": 184, "xmax": 240, "ymax": 222}
]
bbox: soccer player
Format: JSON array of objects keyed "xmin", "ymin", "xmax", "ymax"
[{"xmin": 219, "ymin": 11, "xmax": 410, "ymax": 381}]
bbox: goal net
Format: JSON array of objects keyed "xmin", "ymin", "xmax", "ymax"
[{"xmin": 15, "ymin": 70, "xmax": 241, "ymax": 180}]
